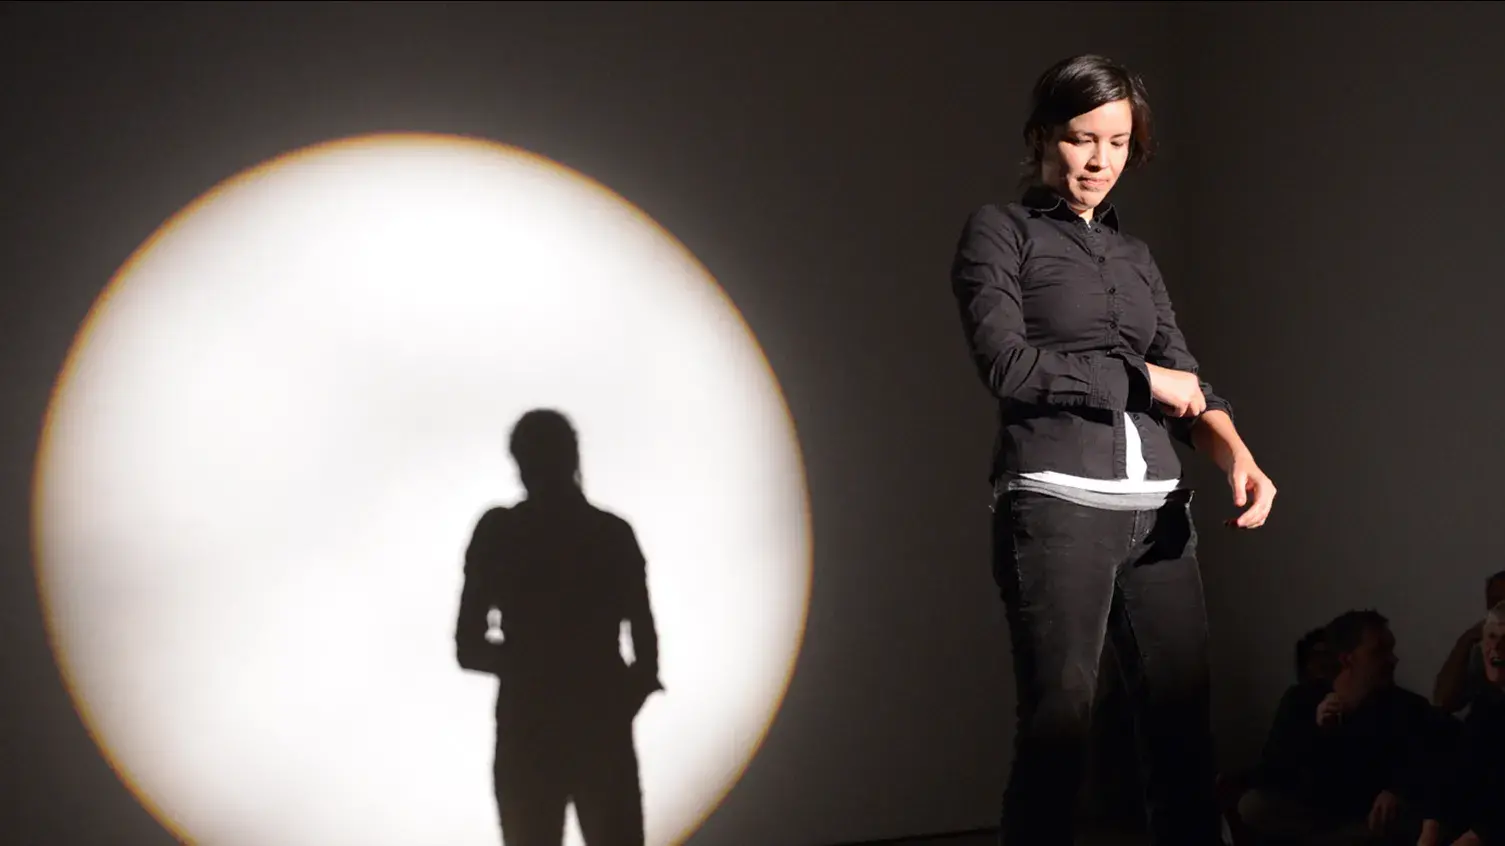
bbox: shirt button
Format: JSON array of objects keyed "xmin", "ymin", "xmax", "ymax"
[
  {"xmin": 1107, "ymin": 286, "xmax": 1117, "ymax": 294},
  {"xmin": 1097, "ymin": 256, "xmax": 1106, "ymax": 264}
]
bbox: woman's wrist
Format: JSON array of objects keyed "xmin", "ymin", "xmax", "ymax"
[{"xmin": 1192, "ymin": 410, "xmax": 1249, "ymax": 468}]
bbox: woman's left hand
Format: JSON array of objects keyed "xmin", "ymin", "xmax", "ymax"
[{"xmin": 1225, "ymin": 453, "xmax": 1275, "ymax": 529}]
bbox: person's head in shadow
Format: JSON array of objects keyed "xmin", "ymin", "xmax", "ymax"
[
  {"xmin": 510, "ymin": 409, "xmax": 583, "ymax": 501},
  {"xmin": 1487, "ymin": 570, "xmax": 1505, "ymax": 614},
  {"xmin": 1295, "ymin": 626, "xmax": 1337, "ymax": 684},
  {"xmin": 1325, "ymin": 609, "xmax": 1398, "ymax": 699}
]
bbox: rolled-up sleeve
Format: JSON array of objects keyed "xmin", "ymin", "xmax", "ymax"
[{"xmin": 951, "ymin": 205, "xmax": 1153, "ymax": 412}]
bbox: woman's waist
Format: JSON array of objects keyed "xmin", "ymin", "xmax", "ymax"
[
  {"xmin": 990, "ymin": 410, "xmax": 1184, "ymax": 480},
  {"xmin": 996, "ymin": 404, "xmax": 1174, "ymax": 430}
]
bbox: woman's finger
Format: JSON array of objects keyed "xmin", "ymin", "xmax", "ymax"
[
  {"xmin": 1245, "ymin": 498, "xmax": 1271, "ymax": 528},
  {"xmin": 1231, "ymin": 471, "xmax": 1249, "ymax": 507},
  {"xmin": 1233, "ymin": 487, "xmax": 1273, "ymax": 529}
]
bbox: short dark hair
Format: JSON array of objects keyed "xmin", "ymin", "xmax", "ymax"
[
  {"xmin": 1295, "ymin": 627, "xmax": 1329, "ymax": 679},
  {"xmin": 1488, "ymin": 570, "xmax": 1505, "ymax": 585},
  {"xmin": 1325, "ymin": 609, "xmax": 1390, "ymax": 656},
  {"xmin": 1022, "ymin": 54, "xmax": 1155, "ymax": 182}
]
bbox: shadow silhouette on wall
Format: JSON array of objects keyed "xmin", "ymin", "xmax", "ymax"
[{"xmin": 456, "ymin": 409, "xmax": 664, "ymax": 846}]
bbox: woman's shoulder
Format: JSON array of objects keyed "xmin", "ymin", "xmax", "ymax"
[
  {"xmin": 953, "ymin": 202, "xmax": 1029, "ymax": 256},
  {"xmin": 961, "ymin": 200, "xmax": 1031, "ymax": 229},
  {"xmin": 957, "ymin": 200, "xmax": 1061, "ymax": 249}
]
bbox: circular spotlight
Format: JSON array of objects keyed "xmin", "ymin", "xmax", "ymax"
[{"xmin": 32, "ymin": 134, "xmax": 812, "ymax": 846}]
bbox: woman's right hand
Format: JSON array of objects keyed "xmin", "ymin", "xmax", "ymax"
[{"xmin": 1146, "ymin": 363, "xmax": 1207, "ymax": 418}]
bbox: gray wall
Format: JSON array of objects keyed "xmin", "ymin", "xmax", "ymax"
[
  {"xmin": 1, "ymin": 3, "xmax": 1498, "ymax": 845},
  {"xmin": 1169, "ymin": 0, "xmax": 1505, "ymax": 767}
]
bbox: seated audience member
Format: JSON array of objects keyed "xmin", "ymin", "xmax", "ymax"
[
  {"xmin": 1433, "ymin": 570, "xmax": 1505, "ymax": 714},
  {"xmin": 1297, "ymin": 625, "xmax": 1337, "ymax": 683},
  {"xmin": 1237, "ymin": 610, "xmax": 1454, "ymax": 845},
  {"xmin": 1216, "ymin": 625, "xmax": 1341, "ymax": 838},
  {"xmin": 1419, "ymin": 601, "xmax": 1505, "ymax": 846}
]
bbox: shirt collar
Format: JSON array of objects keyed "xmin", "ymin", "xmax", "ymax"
[{"xmin": 1021, "ymin": 184, "xmax": 1121, "ymax": 231}]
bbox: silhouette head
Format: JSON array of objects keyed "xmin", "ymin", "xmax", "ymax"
[{"xmin": 509, "ymin": 409, "xmax": 581, "ymax": 498}]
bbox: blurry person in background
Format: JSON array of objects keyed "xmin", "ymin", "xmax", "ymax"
[
  {"xmin": 1236, "ymin": 610, "xmax": 1454, "ymax": 845},
  {"xmin": 1297, "ymin": 625, "xmax": 1338, "ymax": 684},
  {"xmin": 1433, "ymin": 570, "xmax": 1505, "ymax": 715},
  {"xmin": 1419, "ymin": 601, "xmax": 1505, "ymax": 846}
]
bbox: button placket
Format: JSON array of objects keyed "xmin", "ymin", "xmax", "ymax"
[
  {"xmin": 1095, "ymin": 241, "xmax": 1118, "ymax": 335},
  {"xmin": 1079, "ymin": 221, "xmax": 1123, "ymax": 342}
]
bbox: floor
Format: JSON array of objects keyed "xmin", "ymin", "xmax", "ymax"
[{"xmin": 840, "ymin": 826, "xmax": 1151, "ymax": 846}]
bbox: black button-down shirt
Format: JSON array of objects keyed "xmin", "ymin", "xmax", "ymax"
[{"xmin": 950, "ymin": 185, "xmax": 1231, "ymax": 484}]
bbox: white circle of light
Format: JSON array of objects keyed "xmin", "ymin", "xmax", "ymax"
[{"xmin": 33, "ymin": 134, "xmax": 812, "ymax": 846}]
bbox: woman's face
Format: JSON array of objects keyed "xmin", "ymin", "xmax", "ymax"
[{"xmin": 1040, "ymin": 98, "xmax": 1133, "ymax": 214}]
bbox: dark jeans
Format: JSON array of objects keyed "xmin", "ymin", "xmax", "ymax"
[{"xmin": 992, "ymin": 489, "xmax": 1220, "ymax": 846}]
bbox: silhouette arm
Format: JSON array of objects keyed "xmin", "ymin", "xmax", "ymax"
[
  {"xmin": 622, "ymin": 525, "xmax": 660, "ymax": 684},
  {"xmin": 456, "ymin": 508, "xmax": 507, "ymax": 676}
]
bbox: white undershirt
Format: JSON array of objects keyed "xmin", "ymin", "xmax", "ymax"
[{"xmin": 1018, "ymin": 412, "xmax": 1181, "ymax": 494}]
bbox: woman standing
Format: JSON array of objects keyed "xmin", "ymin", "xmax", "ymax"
[{"xmin": 950, "ymin": 55, "xmax": 1276, "ymax": 845}]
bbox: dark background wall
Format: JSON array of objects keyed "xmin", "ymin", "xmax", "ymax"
[
  {"xmin": 1168, "ymin": 0, "xmax": 1505, "ymax": 767},
  {"xmin": 1, "ymin": 2, "xmax": 1499, "ymax": 845}
]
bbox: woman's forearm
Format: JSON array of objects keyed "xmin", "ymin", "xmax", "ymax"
[{"xmin": 1191, "ymin": 409, "xmax": 1251, "ymax": 471}]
